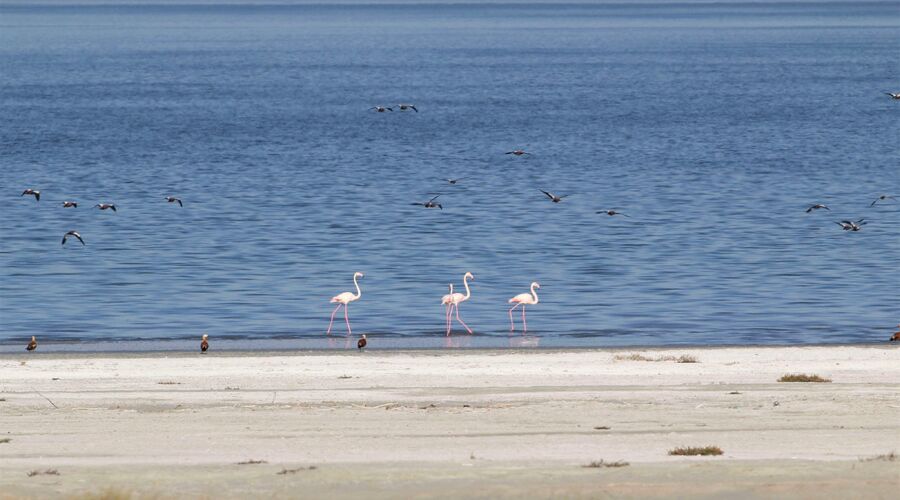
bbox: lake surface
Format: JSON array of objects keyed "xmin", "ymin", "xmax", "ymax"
[{"xmin": 1, "ymin": 1, "xmax": 898, "ymax": 351}]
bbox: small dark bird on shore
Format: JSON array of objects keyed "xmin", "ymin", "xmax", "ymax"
[
  {"xmin": 885, "ymin": 92, "xmax": 900, "ymax": 100},
  {"xmin": 22, "ymin": 189, "xmax": 40, "ymax": 201},
  {"xmin": 505, "ymin": 150, "xmax": 531, "ymax": 156},
  {"xmin": 26, "ymin": 336, "xmax": 37, "ymax": 351},
  {"xmin": 357, "ymin": 334, "xmax": 367, "ymax": 350},
  {"xmin": 870, "ymin": 195, "xmax": 896, "ymax": 206},
  {"xmin": 95, "ymin": 203, "xmax": 117, "ymax": 212},
  {"xmin": 200, "ymin": 334, "xmax": 209, "ymax": 353},
  {"xmin": 62, "ymin": 230, "xmax": 85, "ymax": 245},
  {"xmin": 836, "ymin": 219, "xmax": 867, "ymax": 231},
  {"xmin": 412, "ymin": 194, "xmax": 442, "ymax": 210},
  {"xmin": 540, "ymin": 190, "xmax": 569, "ymax": 203},
  {"xmin": 166, "ymin": 196, "xmax": 183, "ymax": 207},
  {"xmin": 890, "ymin": 325, "xmax": 899, "ymax": 342},
  {"xmin": 597, "ymin": 209, "xmax": 630, "ymax": 217},
  {"xmin": 62, "ymin": 201, "xmax": 78, "ymax": 208},
  {"xmin": 397, "ymin": 104, "xmax": 417, "ymax": 112},
  {"xmin": 369, "ymin": 106, "xmax": 392, "ymax": 112},
  {"xmin": 806, "ymin": 204, "xmax": 829, "ymax": 213}
]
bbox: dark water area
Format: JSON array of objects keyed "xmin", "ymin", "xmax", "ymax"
[{"xmin": 1, "ymin": 1, "xmax": 898, "ymax": 351}]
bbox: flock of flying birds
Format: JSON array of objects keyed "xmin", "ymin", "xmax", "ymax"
[{"xmin": 16, "ymin": 97, "xmax": 900, "ymax": 351}]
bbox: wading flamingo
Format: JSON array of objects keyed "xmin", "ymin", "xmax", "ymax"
[
  {"xmin": 327, "ymin": 272, "xmax": 364, "ymax": 335},
  {"xmin": 508, "ymin": 282, "xmax": 540, "ymax": 333},
  {"xmin": 441, "ymin": 283, "xmax": 454, "ymax": 334},
  {"xmin": 448, "ymin": 272, "xmax": 475, "ymax": 335}
]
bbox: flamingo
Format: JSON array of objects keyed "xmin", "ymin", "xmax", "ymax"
[
  {"xmin": 448, "ymin": 272, "xmax": 475, "ymax": 335},
  {"xmin": 327, "ymin": 272, "xmax": 364, "ymax": 335},
  {"xmin": 441, "ymin": 284, "xmax": 454, "ymax": 334},
  {"xmin": 508, "ymin": 282, "xmax": 540, "ymax": 333}
]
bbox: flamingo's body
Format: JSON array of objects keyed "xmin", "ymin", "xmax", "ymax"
[
  {"xmin": 327, "ymin": 272, "xmax": 364, "ymax": 335},
  {"xmin": 445, "ymin": 272, "xmax": 474, "ymax": 335},
  {"xmin": 508, "ymin": 282, "xmax": 540, "ymax": 333}
]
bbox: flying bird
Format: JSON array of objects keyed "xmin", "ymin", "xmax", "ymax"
[
  {"xmin": 22, "ymin": 189, "xmax": 40, "ymax": 201},
  {"xmin": 326, "ymin": 272, "xmax": 364, "ymax": 335},
  {"xmin": 540, "ymin": 190, "xmax": 569, "ymax": 203},
  {"xmin": 200, "ymin": 334, "xmax": 209, "ymax": 353},
  {"xmin": 62, "ymin": 201, "xmax": 78, "ymax": 208},
  {"xmin": 26, "ymin": 336, "xmax": 37, "ymax": 351},
  {"xmin": 870, "ymin": 195, "xmax": 896, "ymax": 206},
  {"xmin": 447, "ymin": 272, "xmax": 475, "ymax": 335},
  {"xmin": 95, "ymin": 203, "xmax": 117, "ymax": 212},
  {"xmin": 443, "ymin": 177, "xmax": 467, "ymax": 185},
  {"xmin": 508, "ymin": 282, "xmax": 540, "ymax": 333},
  {"xmin": 836, "ymin": 219, "xmax": 867, "ymax": 231},
  {"xmin": 885, "ymin": 92, "xmax": 900, "ymax": 100},
  {"xmin": 411, "ymin": 194, "xmax": 442, "ymax": 210},
  {"xmin": 806, "ymin": 204, "xmax": 829, "ymax": 213},
  {"xmin": 166, "ymin": 196, "xmax": 183, "ymax": 207},
  {"xmin": 369, "ymin": 106, "xmax": 392, "ymax": 112},
  {"xmin": 396, "ymin": 104, "xmax": 417, "ymax": 112},
  {"xmin": 505, "ymin": 150, "xmax": 531, "ymax": 156},
  {"xmin": 62, "ymin": 230, "xmax": 85, "ymax": 245},
  {"xmin": 597, "ymin": 209, "xmax": 630, "ymax": 217},
  {"xmin": 357, "ymin": 334, "xmax": 367, "ymax": 350}
]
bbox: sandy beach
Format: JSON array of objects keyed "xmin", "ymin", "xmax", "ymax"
[{"xmin": 1, "ymin": 346, "xmax": 898, "ymax": 498}]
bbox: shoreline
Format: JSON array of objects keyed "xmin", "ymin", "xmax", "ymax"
[{"xmin": 2, "ymin": 346, "xmax": 898, "ymax": 498}]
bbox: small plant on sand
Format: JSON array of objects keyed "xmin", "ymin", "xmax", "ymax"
[
  {"xmin": 156, "ymin": 381, "xmax": 181, "ymax": 385},
  {"xmin": 593, "ymin": 426, "xmax": 611, "ymax": 430},
  {"xmin": 277, "ymin": 466, "xmax": 317, "ymax": 475},
  {"xmin": 676, "ymin": 355, "xmax": 698, "ymax": 363},
  {"xmin": 583, "ymin": 460, "xmax": 629, "ymax": 468},
  {"xmin": 0, "ymin": 438, "xmax": 11, "ymax": 444},
  {"xmin": 614, "ymin": 353, "xmax": 699, "ymax": 363},
  {"xmin": 860, "ymin": 452, "xmax": 897, "ymax": 462},
  {"xmin": 236, "ymin": 459, "xmax": 267, "ymax": 465},
  {"xmin": 337, "ymin": 375, "xmax": 353, "ymax": 379},
  {"xmin": 778, "ymin": 374, "xmax": 831, "ymax": 383},
  {"xmin": 668, "ymin": 446, "xmax": 723, "ymax": 456},
  {"xmin": 71, "ymin": 488, "xmax": 139, "ymax": 500},
  {"xmin": 27, "ymin": 469, "xmax": 60, "ymax": 477}
]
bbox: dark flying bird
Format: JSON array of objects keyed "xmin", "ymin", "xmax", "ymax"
[
  {"xmin": 443, "ymin": 177, "xmax": 467, "ymax": 185},
  {"xmin": 357, "ymin": 334, "xmax": 367, "ymax": 350},
  {"xmin": 597, "ymin": 209, "xmax": 630, "ymax": 217},
  {"xmin": 411, "ymin": 194, "xmax": 442, "ymax": 210},
  {"xmin": 26, "ymin": 336, "xmax": 37, "ymax": 351},
  {"xmin": 62, "ymin": 230, "xmax": 85, "ymax": 245},
  {"xmin": 870, "ymin": 195, "xmax": 896, "ymax": 206},
  {"xmin": 62, "ymin": 201, "xmax": 78, "ymax": 208},
  {"xmin": 836, "ymin": 219, "xmax": 867, "ymax": 231},
  {"xmin": 369, "ymin": 106, "xmax": 392, "ymax": 112},
  {"xmin": 166, "ymin": 196, "xmax": 183, "ymax": 207},
  {"xmin": 885, "ymin": 92, "xmax": 900, "ymax": 100},
  {"xmin": 806, "ymin": 204, "xmax": 829, "ymax": 213},
  {"xmin": 397, "ymin": 104, "xmax": 417, "ymax": 112},
  {"xmin": 200, "ymin": 334, "xmax": 209, "ymax": 353},
  {"xmin": 505, "ymin": 150, "xmax": 531, "ymax": 156},
  {"xmin": 22, "ymin": 189, "xmax": 40, "ymax": 201},
  {"xmin": 95, "ymin": 203, "xmax": 117, "ymax": 212},
  {"xmin": 540, "ymin": 190, "xmax": 569, "ymax": 203}
]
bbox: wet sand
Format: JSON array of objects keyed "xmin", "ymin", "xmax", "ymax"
[{"xmin": 1, "ymin": 346, "xmax": 898, "ymax": 498}]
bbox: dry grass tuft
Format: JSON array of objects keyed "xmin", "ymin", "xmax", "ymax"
[
  {"xmin": 860, "ymin": 452, "xmax": 897, "ymax": 462},
  {"xmin": 614, "ymin": 353, "xmax": 699, "ymax": 363},
  {"xmin": 236, "ymin": 459, "xmax": 267, "ymax": 465},
  {"xmin": 778, "ymin": 373, "xmax": 831, "ymax": 383},
  {"xmin": 583, "ymin": 460, "xmax": 629, "ymax": 468},
  {"xmin": 277, "ymin": 466, "xmax": 317, "ymax": 475},
  {"xmin": 71, "ymin": 488, "xmax": 144, "ymax": 500},
  {"xmin": 27, "ymin": 469, "xmax": 60, "ymax": 477},
  {"xmin": 593, "ymin": 426, "xmax": 611, "ymax": 430},
  {"xmin": 668, "ymin": 446, "xmax": 724, "ymax": 456},
  {"xmin": 156, "ymin": 381, "xmax": 181, "ymax": 385},
  {"xmin": 0, "ymin": 438, "xmax": 11, "ymax": 444},
  {"xmin": 337, "ymin": 375, "xmax": 353, "ymax": 379}
]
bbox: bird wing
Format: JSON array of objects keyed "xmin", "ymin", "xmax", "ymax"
[
  {"xmin": 871, "ymin": 199, "xmax": 879, "ymax": 206},
  {"xmin": 410, "ymin": 106, "xmax": 417, "ymax": 112},
  {"xmin": 110, "ymin": 205, "xmax": 116, "ymax": 212},
  {"xmin": 35, "ymin": 192, "xmax": 40, "ymax": 201},
  {"xmin": 540, "ymin": 190, "xmax": 554, "ymax": 200},
  {"xmin": 61, "ymin": 235, "xmax": 67, "ymax": 245},
  {"xmin": 428, "ymin": 194, "xmax": 441, "ymax": 202},
  {"xmin": 75, "ymin": 234, "xmax": 85, "ymax": 244},
  {"xmin": 177, "ymin": 199, "xmax": 183, "ymax": 207}
]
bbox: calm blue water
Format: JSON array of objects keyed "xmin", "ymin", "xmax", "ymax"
[{"xmin": 1, "ymin": 1, "xmax": 898, "ymax": 351}]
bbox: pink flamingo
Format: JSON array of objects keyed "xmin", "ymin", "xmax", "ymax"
[
  {"xmin": 448, "ymin": 272, "xmax": 475, "ymax": 335},
  {"xmin": 508, "ymin": 282, "xmax": 540, "ymax": 333},
  {"xmin": 326, "ymin": 272, "xmax": 364, "ymax": 335},
  {"xmin": 441, "ymin": 283, "xmax": 454, "ymax": 334}
]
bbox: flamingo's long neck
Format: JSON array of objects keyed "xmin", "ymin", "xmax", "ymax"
[
  {"xmin": 462, "ymin": 274, "xmax": 472, "ymax": 301},
  {"xmin": 353, "ymin": 275, "xmax": 362, "ymax": 300},
  {"xmin": 530, "ymin": 283, "xmax": 539, "ymax": 304}
]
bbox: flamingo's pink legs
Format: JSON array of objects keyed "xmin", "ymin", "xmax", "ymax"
[
  {"xmin": 521, "ymin": 305, "xmax": 527, "ymax": 333},
  {"xmin": 455, "ymin": 305, "xmax": 473, "ymax": 334},
  {"xmin": 344, "ymin": 304, "xmax": 352, "ymax": 335},
  {"xmin": 508, "ymin": 303, "xmax": 520, "ymax": 332},
  {"xmin": 327, "ymin": 304, "xmax": 342, "ymax": 335},
  {"xmin": 445, "ymin": 303, "xmax": 453, "ymax": 335}
]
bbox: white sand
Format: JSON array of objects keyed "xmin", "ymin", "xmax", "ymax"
[{"xmin": 1, "ymin": 346, "xmax": 898, "ymax": 498}]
